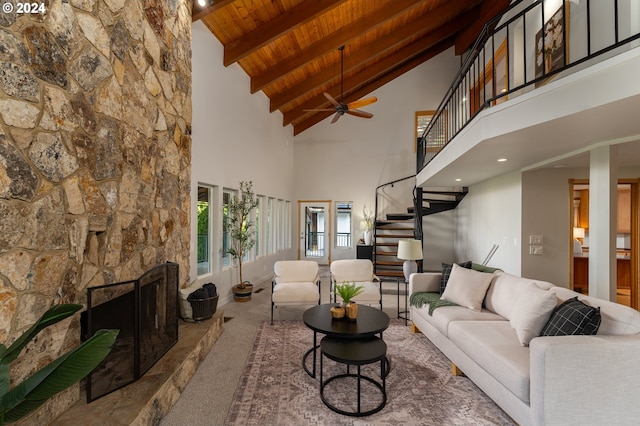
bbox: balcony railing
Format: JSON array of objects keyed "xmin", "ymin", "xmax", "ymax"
[{"xmin": 418, "ymin": 0, "xmax": 640, "ymax": 173}]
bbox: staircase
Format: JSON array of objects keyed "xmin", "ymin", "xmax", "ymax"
[{"xmin": 373, "ymin": 179, "xmax": 468, "ymax": 279}]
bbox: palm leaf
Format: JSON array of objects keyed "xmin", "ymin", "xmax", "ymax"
[
  {"xmin": 1, "ymin": 304, "xmax": 82, "ymax": 365},
  {"xmin": 1, "ymin": 329, "xmax": 118, "ymax": 423}
]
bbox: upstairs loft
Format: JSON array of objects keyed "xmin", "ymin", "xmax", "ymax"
[{"xmin": 417, "ymin": 0, "xmax": 640, "ymax": 188}]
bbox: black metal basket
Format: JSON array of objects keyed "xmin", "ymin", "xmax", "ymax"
[{"xmin": 189, "ymin": 294, "xmax": 219, "ymax": 321}]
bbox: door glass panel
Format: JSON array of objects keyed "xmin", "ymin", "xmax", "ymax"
[{"xmin": 305, "ymin": 206, "xmax": 325, "ymax": 258}]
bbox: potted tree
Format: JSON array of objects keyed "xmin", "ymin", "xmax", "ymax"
[{"xmin": 225, "ymin": 181, "xmax": 259, "ymax": 302}]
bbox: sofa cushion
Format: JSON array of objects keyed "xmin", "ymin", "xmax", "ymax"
[
  {"xmin": 441, "ymin": 264, "xmax": 494, "ymax": 312},
  {"xmin": 510, "ymin": 285, "xmax": 557, "ymax": 346},
  {"xmin": 541, "ymin": 296, "xmax": 601, "ymax": 336},
  {"xmin": 440, "ymin": 261, "xmax": 472, "ymax": 294},
  {"xmin": 449, "ymin": 321, "xmax": 532, "ymax": 403},
  {"xmin": 484, "ymin": 272, "xmax": 554, "ymax": 320},
  {"xmin": 413, "ymin": 304, "xmax": 504, "ymax": 337}
]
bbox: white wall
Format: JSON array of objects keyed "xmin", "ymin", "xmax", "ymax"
[
  {"xmin": 293, "ymin": 48, "xmax": 460, "ymax": 261},
  {"xmin": 455, "ymin": 171, "xmax": 523, "ymax": 274},
  {"xmin": 191, "ymin": 21, "xmax": 295, "ymax": 304},
  {"xmin": 520, "ymin": 163, "xmax": 640, "ymax": 288},
  {"xmin": 521, "ymin": 167, "xmax": 588, "ymax": 286}
]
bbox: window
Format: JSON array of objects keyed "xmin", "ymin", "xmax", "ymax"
[
  {"xmin": 197, "ymin": 185, "xmax": 211, "ymax": 275},
  {"xmin": 267, "ymin": 197, "xmax": 275, "ymax": 255},
  {"xmin": 222, "ymin": 189, "xmax": 234, "ymax": 267},
  {"xmin": 285, "ymin": 200, "xmax": 291, "ymax": 249},
  {"xmin": 335, "ymin": 202, "xmax": 352, "ymax": 248}
]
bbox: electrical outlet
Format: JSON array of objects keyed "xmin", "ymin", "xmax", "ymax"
[
  {"xmin": 529, "ymin": 235, "xmax": 543, "ymax": 244},
  {"xmin": 529, "ymin": 245, "xmax": 543, "ymax": 255}
]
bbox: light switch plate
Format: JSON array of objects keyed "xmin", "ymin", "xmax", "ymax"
[
  {"xmin": 529, "ymin": 245, "xmax": 543, "ymax": 255},
  {"xmin": 529, "ymin": 235, "xmax": 543, "ymax": 244}
]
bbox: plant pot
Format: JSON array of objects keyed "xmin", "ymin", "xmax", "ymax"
[
  {"xmin": 330, "ymin": 306, "xmax": 345, "ymax": 319},
  {"xmin": 344, "ymin": 301, "xmax": 358, "ymax": 321},
  {"xmin": 233, "ymin": 282, "xmax": 253, "ymax": 302}
]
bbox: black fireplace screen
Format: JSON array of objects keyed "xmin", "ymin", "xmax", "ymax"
[{"xmin": 82, "ymin": 262, "xmax": 179, "ymax": 402}]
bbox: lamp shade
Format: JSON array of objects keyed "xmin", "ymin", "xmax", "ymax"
[
  {"xmin": 573, "ymin": 227, "xmax": 585, "ymax": 239},
  {"xmin": 397, "ymin": 239, "xmax": 423, "ymax": 261}
]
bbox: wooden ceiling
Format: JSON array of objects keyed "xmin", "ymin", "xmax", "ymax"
[{"xmin": 193, "ymin": 0, "xmax": 510, "ymax": 135}]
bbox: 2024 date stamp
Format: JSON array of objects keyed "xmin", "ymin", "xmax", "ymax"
[{"xmin": 2, "ymin": 2, "xmax": 47, "ymax": 14}]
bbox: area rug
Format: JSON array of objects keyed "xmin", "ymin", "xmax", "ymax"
[{"xmin": 225, "ymin": 320, "xmax": 515, "ymax": 425}]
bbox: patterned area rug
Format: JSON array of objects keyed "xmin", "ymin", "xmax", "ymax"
[{"xmin": 225, "ymin": 320, "xmax": 515, "ymax": 425}]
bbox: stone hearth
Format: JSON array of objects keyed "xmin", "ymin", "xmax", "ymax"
[{"xmin": 49, "ymin": 313, "xmax": 223, "ymax": 426}]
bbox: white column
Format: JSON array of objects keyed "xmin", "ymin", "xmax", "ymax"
[{"xmin": 588, "ymin": 145, "xmax": 618, "ymax": 301}]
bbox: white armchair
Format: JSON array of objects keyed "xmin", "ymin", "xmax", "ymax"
[
  {"xmin": 271, "ymin": 260, "xmax": 321, "ymax": 324},
  {"xmin": 330, "ymin": 259, "xmax": 382, "ymax": 309}
]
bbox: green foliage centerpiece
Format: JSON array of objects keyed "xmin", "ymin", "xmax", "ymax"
[
  {"xmin": 0, "ymin": 304, "xmax": 118, "ymax": 425},
  {"xmin": 225, "ymin": 181, "xmax": 258, "ymax": 301},
  {"xmin": 335, "ymin": 282, "xmax": 364, "ymax": 321}
]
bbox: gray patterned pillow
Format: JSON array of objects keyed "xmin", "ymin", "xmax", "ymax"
[
  {"xmin": 440, "ymin": 261, "xmax": 472, "ymax": 294},
  {"xmin": 540, "ymin": 297, "xmax": 601, "ymax": 336}
]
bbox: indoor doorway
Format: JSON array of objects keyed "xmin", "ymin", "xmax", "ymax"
[
  {"xmin": 298, "ymin": 201, "xmax": 331, "ymax": 264},
  {"xmin": 569, "ymin": 179, "xmax": 638, "ymax": 309}
]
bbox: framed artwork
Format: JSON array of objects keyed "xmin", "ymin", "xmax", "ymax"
[{"xmin": 535, "ymin": 5, "xmax": 566, "ymax": 79}]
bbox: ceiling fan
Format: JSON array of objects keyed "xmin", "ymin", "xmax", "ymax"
[{"xmin": 305, "ymin": 45, "xmax": 377, "ymax": 124}]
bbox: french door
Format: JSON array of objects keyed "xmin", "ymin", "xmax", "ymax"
[{"xmin": 298, "ymin": 201, "xmax": 331, "ymax": 264}]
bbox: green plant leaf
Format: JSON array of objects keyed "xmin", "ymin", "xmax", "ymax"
[
  {"xmin": 0, "ymin": 362, "xmax": 9, "ymax": 403},
  {"xmin": 1, "ymin": 304, "xmax": 82, "ymax": 365},
  {"xmin": 1, "ymin": 329, "xmax": 118, "ymax": 423}
]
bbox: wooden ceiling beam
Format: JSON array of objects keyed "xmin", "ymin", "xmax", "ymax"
[
  {"xmin": 250, "ymin": 0, "xmax": 424, "ymax": 94},
  {"xmin": 292, "ymin": 40, "xmax": 452, "ymax": 135},
  {"xmin": 224, "ymin": 0, "xmax": 344, "ymax": 66},
  {"xmin": 269, "ymin": 1, "xmax": 477, "ymax": 112},
  {"xmin": 283, "ymin": 29, "xmax": 465, "ymax": 127},
  {"xmin": 454, "ymin": 0, "xmax": 511, "ymax": 55},
  {"xmin": 192, "ymin": 0, "xmax": 236, "ymax": 22}
]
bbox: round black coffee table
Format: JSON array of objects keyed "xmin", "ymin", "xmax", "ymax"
[
  {"xmin": 320, "ymin": 336, "xmax": 389, "ymax": 416},
  {"xmin": 302, "ymin": 304, "xmax": 389, "ymax": 378}
]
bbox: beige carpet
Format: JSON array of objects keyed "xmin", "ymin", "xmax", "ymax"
[{"xmin": 225, "ymin": 320, "xmax": 515, "ymax": 425}]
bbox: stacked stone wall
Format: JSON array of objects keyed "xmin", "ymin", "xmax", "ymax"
[{"xmin": 0, "ymin": 0, "xmax": 192, "ymax": 422}]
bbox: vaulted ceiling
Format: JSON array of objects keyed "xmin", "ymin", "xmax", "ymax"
[{"xmin": 192, "ymin": 0, "xmax": 511, "ymax": 135}]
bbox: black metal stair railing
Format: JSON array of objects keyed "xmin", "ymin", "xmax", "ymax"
[
  {"xmin": 417, "ymin": 0, "xmax": 640, "ymax": 174},
  {"xmin": 373, "ymin": 175, "xmax": 417, "ymax": 278}
]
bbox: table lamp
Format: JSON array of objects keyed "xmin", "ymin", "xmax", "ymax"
[
  {"xmin": 397, "ymin": 239, "xmax": 423, "ymax": 281},
  {"xmin": 573, "ymin": 227, "xmax": 585, "ymax": 256}
]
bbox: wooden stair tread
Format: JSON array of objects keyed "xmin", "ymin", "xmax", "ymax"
[
  {"xmin": 375, "ymin": 233, "xmax": 415, "ymax": 239},
  {"xmin": 375, "ymin": 260, "xmax": 402, "ymax": 266},
  {"xmin": 375, "ymin": 271, "xmax": 405, "ymax": 277}
]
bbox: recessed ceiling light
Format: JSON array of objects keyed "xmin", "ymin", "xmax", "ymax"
[
  {"xmin": 497, "ymin": 158, "xmax": 508, "ymax": 162},
  {"xmin": 198, "ymin": 0, "xmax": 206, "ymax": 6},
  {"xmin": 455, "ymin": 178, "xmax": 462, "ymax": 182}
]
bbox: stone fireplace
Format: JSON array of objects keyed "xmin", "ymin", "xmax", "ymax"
[{"xmin": 0, "ymin": 1, "xmax": 192, "ymax": 423}]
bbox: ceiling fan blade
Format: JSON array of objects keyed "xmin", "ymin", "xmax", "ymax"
[
  {"xmin": 330, "ymin": 112, "xmax": 342, "ymax": 124},
  {"xmin": 346, "ymin": 109, "xmax": 373, "ymax": 119},
  {"xmin": 304, "ymin": 108, "xmax": 337, "ymax": 112},
  {"xmin": 347, "ymin": 96, "xmax": 377, "ymax": 110},
  {"xmin": 324, "ymin": 92, "xmax": 341, "ymax": 107}
]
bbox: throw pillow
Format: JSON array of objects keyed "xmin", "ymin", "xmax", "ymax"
[
  {"xmin": 440, "ymin": 261, "xmax": 472, "ymax": 294},
  {"xmin": 509, "ymin": 285, "xmax": 558, "ymax": 346},
  {"xmin": 440, "ymin": 263, "xmax": 494, "ymax": 312},
  {"xmin": 540, "ymin": 297, "xmax": 602, "ymax": 336}
]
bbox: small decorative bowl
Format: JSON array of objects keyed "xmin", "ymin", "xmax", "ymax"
[{"xmin": 330, "ymin": 306, "xmax": 345, "ymax": 319}]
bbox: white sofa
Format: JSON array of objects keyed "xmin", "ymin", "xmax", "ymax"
[{"xmin": 409, "ymin": 269, "xmax": 640, "ymax": 426}]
